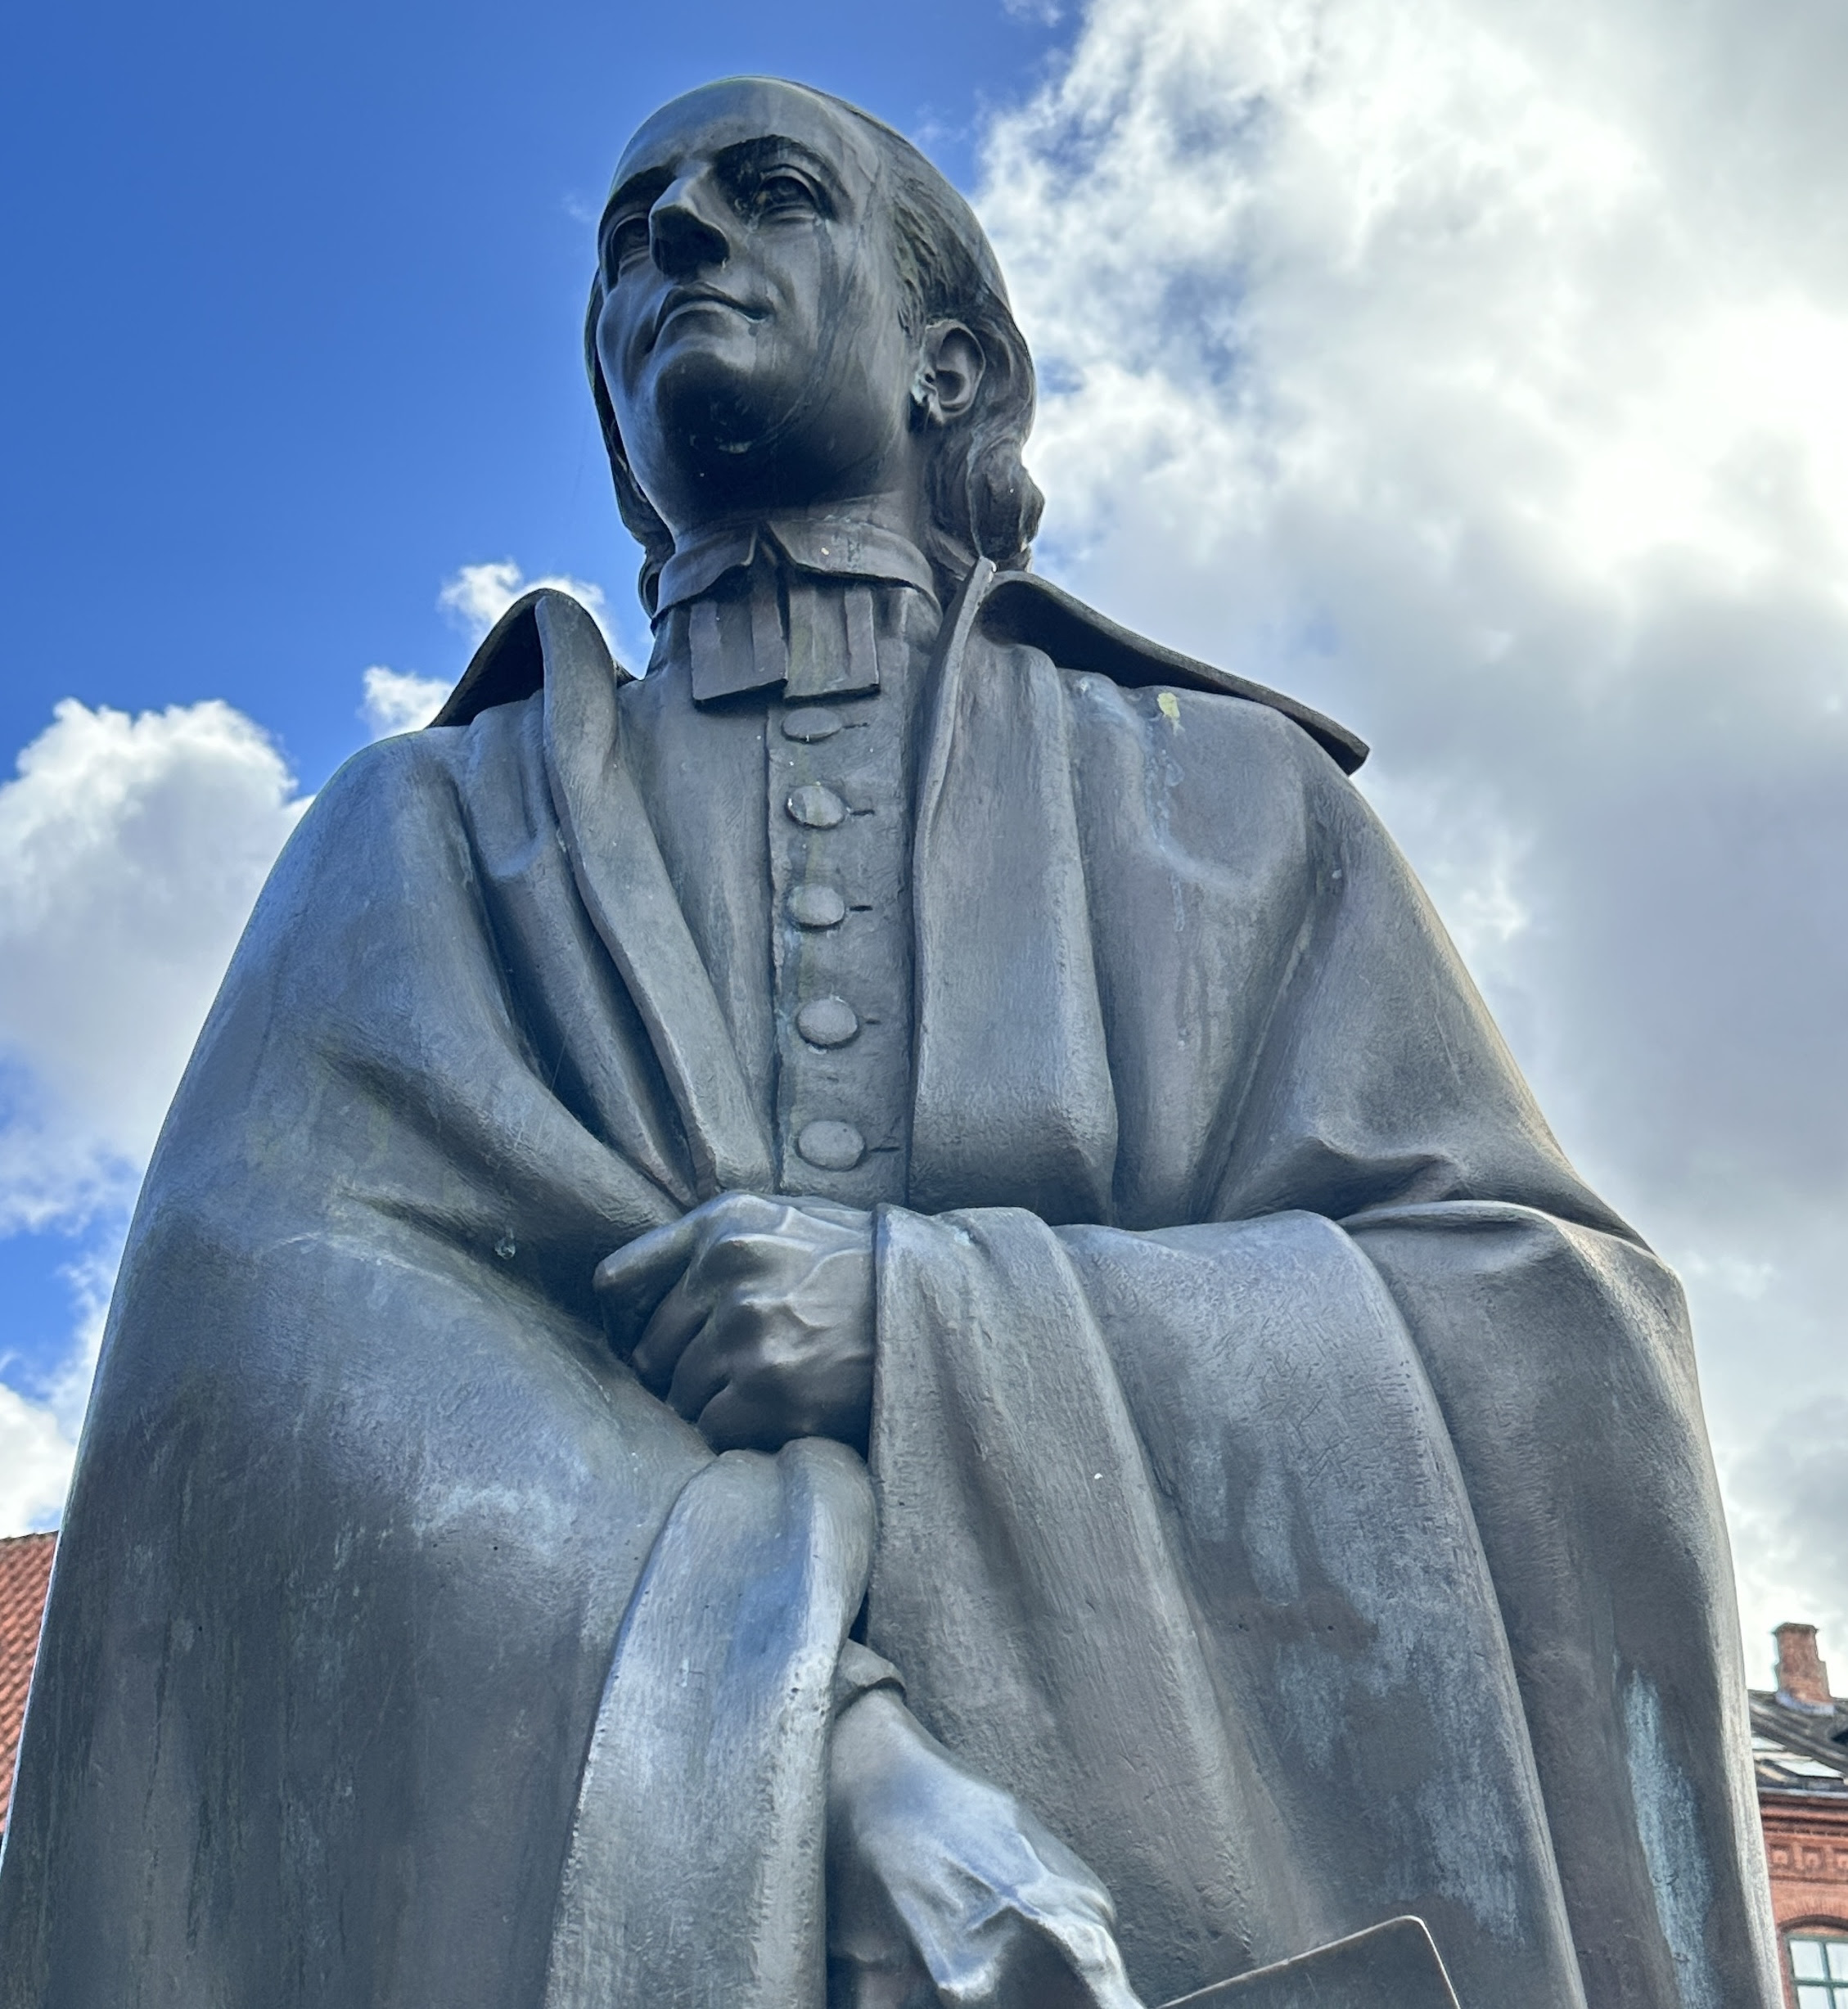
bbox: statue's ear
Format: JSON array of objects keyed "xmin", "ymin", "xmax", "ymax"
[
  {"xmin": 428, "ymin": 589, "xmax": 631, "ymax": 727},
  {"xmin": 914, "ymin": 321, "xmax": 985, "ymax": 428}
]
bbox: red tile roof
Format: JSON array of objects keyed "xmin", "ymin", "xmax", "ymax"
[{"xmin": 0, "ymin": 1531, "xmax": 56, "ymax": 1832}]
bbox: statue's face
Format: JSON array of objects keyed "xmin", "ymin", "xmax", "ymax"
[{"xmin": 596, "ymin": 81, "xmax": 921, "ymax": 532}]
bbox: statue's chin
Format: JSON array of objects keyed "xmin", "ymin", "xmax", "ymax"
[
  {"xmin": 645, "ymin": 338, "xmax": 793, "ymax": 462},
  {"xmin": 631, "ymin": 340, "xmax": 899, "ymax": 518}
]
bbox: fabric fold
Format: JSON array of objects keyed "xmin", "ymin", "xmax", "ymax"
[
  {"xmin": 867, "ymin": 1203, "xmax": 1274, "ymax": 2002},
  {"xmin": 539, "ymin": 592, "xmax": 776, "ymax": 1197},
  {"xmin": 1350, "ymin": 1202, "xmax": 1778, "ymax": 2007},
  {"xmin": 543, "ymin": 1439, "xmax": 875, "ymax": 2009},
  {"xmin": 910, "ymin": 573, "xmax": 1119, "ymax": 1222}
]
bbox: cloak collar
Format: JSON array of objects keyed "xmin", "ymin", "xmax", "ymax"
[{"xmin": 428, "ymin": 565, "xmax": 1368, "ymax": 777}]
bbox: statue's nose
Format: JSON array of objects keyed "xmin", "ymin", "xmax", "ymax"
[{"xmin": 651, "ymin": 189, "xmax": 729, "ymax": 278}]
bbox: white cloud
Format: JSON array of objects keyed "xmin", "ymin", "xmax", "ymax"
[
  {"xmin": 0, "ymin": 1243, "xmax": 116, "ymax": 1535},
  {"xmin": 437, "ymin": 557, "xmax": 647, "ymax": 682},
  {"xmin": 0, "ymin": 1381, "xmax": 74, "ymax": 1533},
  {"xmin": 0, "ymin": 700, "xmax": 307, "ymax": 1232},
  {"xmin": 368, "ymin": 556, "xmax": 624, "ymax": 737},
  {"xmin": 438, "ymin": 558, "xmax": 612, "ymax": 643},
  {"xmin": 361, "ymin": 666, "xmax": 451, "ymax": 737},
  {"xmin": 1726, "ymin": 1396, "xmax": 1848, "ymax": 1663},
  {"xmin": 978, "ymin": 0, "xmax": 1848, "ymax": 1669}
]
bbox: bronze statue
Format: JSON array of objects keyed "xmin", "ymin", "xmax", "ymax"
[{"xmin": 0, "ymin": 78, "xmax": 1779, "ymax": 2009}]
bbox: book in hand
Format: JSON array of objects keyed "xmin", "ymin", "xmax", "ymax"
[{"xmin": 1158, "ymin": 1917, "xmax": 1462, "ymax": 2009}]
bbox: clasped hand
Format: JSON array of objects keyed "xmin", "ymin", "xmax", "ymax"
[
  {"xmin": 595, "ymin": 1191, "xmax": 875, "ymax": 1453},
  {"xmin": 830, "ymin": 1692, "xmax": 1147, "ymax": 2009}
]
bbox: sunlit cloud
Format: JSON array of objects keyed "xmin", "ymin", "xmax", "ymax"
[
  {"xmin": 0, "ymin": 699, "xmax": 306, "ymax": 1233},
  {"xmin": 438, "ymin": 558, "xmax": 613, "ymax": 643},
  {"xmin": 361, "ymin": 665, "xmax": 451, "ymax": 737},
  {"xmin": 0, "ymin": 1382, "xmax": 73, "ymax": 1533}
]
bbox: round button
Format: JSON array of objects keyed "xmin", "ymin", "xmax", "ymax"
[
  {"xmin": 789, "ymin": 885, "xmax": 846, "ymax": 929},
  {"xmin": 796, "ymin": 1119, "xmax": 865, "ymax": 1171},
  {"xmin": 782, "ymin": 706, "xmax": 844, "ymax": 741},
  {"xmin": 796, "ymin": 996, "xmax": 860, "ymax": 1047},
  {"xmin": 787, "ymin": 783, "xmax": 847, "ymax": 829}
]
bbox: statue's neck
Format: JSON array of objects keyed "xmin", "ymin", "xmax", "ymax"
[{"xmin": 669, "ymin": 484, "xmax": 930, "ymax": 560}]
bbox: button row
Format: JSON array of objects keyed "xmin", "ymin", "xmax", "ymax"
[{"xmin": 781, "ymin": 730, "xmax": 868, "ymax": 1179}]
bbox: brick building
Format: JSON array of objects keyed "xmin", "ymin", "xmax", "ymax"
[
  {"xmin": 1754, "ymin": 1622, "xmax": 1848, "ymax": 2006},
  {"xmin": 0, "ymin": 1531, "xmax": 56, "ymax": 1837},
  {"xmin": 1, "ymin": 1524, "xmax": 1846, "ymax": 2002}
]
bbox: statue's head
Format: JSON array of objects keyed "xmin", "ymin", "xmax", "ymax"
[{"xmin": 587, "ymin": 78, "xmax": 1042, "ymax": 610}]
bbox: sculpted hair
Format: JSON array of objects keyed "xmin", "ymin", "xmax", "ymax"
[{"xmin": 584, "ymin": 83, "xmax": 1043, "ymax": 612}]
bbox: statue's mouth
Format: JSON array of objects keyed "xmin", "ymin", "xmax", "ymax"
[{"xmin": 653, "ymin": 286, "xmax": 765, "ymax": 345}]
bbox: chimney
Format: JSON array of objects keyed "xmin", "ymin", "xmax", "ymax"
[{"xmin": 1775, "ymin": 1622, "xmax": 1835, "ymax": 1714}]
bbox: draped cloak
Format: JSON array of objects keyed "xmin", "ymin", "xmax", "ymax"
[{"xmin": 0, "ymin": 573, "xmax": 1778, "ymax": 2009}]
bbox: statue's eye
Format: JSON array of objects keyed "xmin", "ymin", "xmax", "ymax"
[
  {"xmin": 603, "ymin": 214, "xmax": 651, "ymax": 278},
  {"xmin": 748, "ymin": 170, "xmax": 819, "ymax": 218}
]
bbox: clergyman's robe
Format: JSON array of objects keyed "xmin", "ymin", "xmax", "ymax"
[{"xmin": 0, "ymin": 572, "xmax": 1778, "ymax": 2009}]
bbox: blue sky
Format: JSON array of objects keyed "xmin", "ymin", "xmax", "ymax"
[{"xmin": 0, "ymin": 0, "xmax": 1067, "ymax": 1416}]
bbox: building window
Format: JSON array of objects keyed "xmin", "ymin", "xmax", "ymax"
[{"xmin": 1791, "ymin": 1932, "xmax": 1848, "ymax": 2007}]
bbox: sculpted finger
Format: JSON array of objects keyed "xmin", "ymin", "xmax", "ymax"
[
  {"xmin": 694, "ymin": 1380, "xmax": 803, "ymax": 1455},
  {"xmin": 687, "ymin": 1190, "xmax": 787, "ymax": 1250},
  {"xmin": 915, "ymin": 1906, "xmax": 1141, "ymax": 2009},
  {"xmin": 663, "ymin": 1313, "xmax": 739, "ymax": 1426},
  {"xmin": 689, "ymin": 1225, "xmax": 811, "ymax": 1289},
  {"xmin": 998, "ymin": 1850, "xmax": 1143, "ymax": 2009},
  {"xmin": 1082, "ymin": 1966, "xmax": 1147, "ymax": 2009},
  {"xmin": 1023, "ymin": 1910, "xmax": 1146, "ymax": 2009},
  {"xmin": 630, "ymin": 1273, "xmax": 716, "ymax": 1390},
  {"xmin": 594, "ymin": 1212, "xmax": 705, "ymax": 1344}
]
